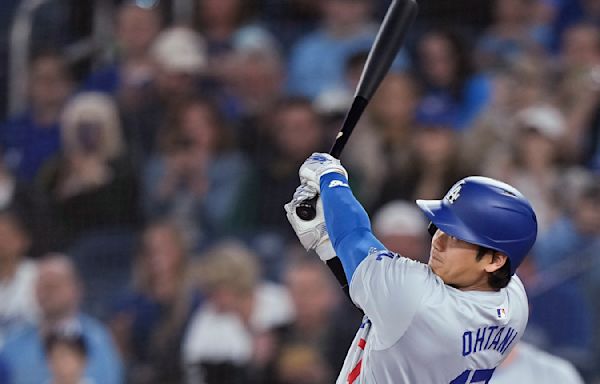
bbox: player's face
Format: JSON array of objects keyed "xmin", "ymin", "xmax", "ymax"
[{"xmin": 428, "ymin": 230, "xmax": 490, "ymax": 290}]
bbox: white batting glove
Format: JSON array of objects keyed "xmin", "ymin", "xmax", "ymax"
[
  {"xmin": 299, "ymin": 153, "xmax": 348, "ymax": 192},
  {"xmin": 284, "ymin": 184, "xmax": 336, "ymax": 261}
]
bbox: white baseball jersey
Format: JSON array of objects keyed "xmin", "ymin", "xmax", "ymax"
[
  {"xmin": 491, "ymin": 343, "xmax": 584, "ymax": 384},
  {"xmin": 337, "ymin": 249, "xmax": 529, "ymax": 384}
]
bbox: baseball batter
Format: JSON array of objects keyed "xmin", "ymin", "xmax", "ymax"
[{"xmin": 285, "ymin": 153, "xmax": 538, "ymax": 383}]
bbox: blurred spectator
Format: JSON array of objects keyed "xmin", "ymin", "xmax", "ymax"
[
  {"xmin": 375, "ymin": 96, "xmax": 474, "ymax": 207},
  {"xmin": 343, "ymin": 71, "xmax": 420, "ymax": 207},
  {"xmin": 0, "ymin": 209, "xmax": 38, "ymax": 347},
  {"xmin": 476, "ymin": 0, "xmax": 547, "ymax": 69},
  {"xmin": 463, "ymin": 54, "xmax": 552, "ymax": 167},
  {"xmin": 287, "ymin": 0, "xmax": 378, "ymax": 99},
  {"xmin": 124, "ymin": 26, "xmax": 208, "ymax": 162},
  {"xmin": 550, "ymin": 0, "xmax": 600, "ymax": 52},
  {"xmin": 239, "ymin": 96, "xmax": 326, "ymax": 237},
  {"xmin": 0, "ymin": 52, "xmax": 73, "ymax": 183},
  {"xmin": 415, "ymin": 0, "xmax": 493, "ymax": 30},
  {"xmin": 183, "ymin": 242, "xmax": 293, "ymax": 384},
  {"xmin": 109, "ymin": 220, "xmax": 200, "ymax": 384},
  {"xmin": 312, "ymin": 47, "xmax": 364, "ymax": 145},
  {"xmin": 274, "ymin": 343, "xmax": 331, "ymax": 384},
  {"xmin": 44, "ymin": 328, "xmax": 91, "ymax": 384},
  {"xmin": 228, "ymin": 32, "xmax": 284, "ymax": 120},
  {"xmin": 485, "ymin": 105, "xmax": 566, "ymax": 231},
  {"xmin": 0, "ymin": 254, "xmax": 123, "ymax": 384},
  {"xmin": 151, "ymin": 27, "xmax": 208, "ymax": 100},
  {"xmin": 554, "ymin": 23, "xmax": 600, "ymax": 162},
  {"xmin": 372, "ymin": 200, "xmax": 429, "ymax": 263},
  {"xmin": 142, "ymin": 96, "xmax": 249, "ymax": 248},
  {"xmin": 581, "ymin": 95, "xmax": 600, "ymax": 171},
  {"xmin": 83, "ymin": 2, "xmax": 162, "ymax": 97},
  {"xmin": 0, "ymin": 0, "xmax": 20, "ymax": 119},
  {"xmin": 0, "ymin": 355, "xmax": 8, "ymax": 383},
  {"xmin": 533, "ymin": 172, "xmax": 600, "ymax": 295},
  {"xmin": 272, "ymin": 257, "xmax": 360, "ymax": 384},
  {"xmin": 517, "ymin": 255, "xmax": 594, "ymax": 378},
  {"xmin": 225, "ymin": 32, "xmax": 286, "ymax": 158},
  {"xmin": 415, "ymin": 28, "xmax": 492, "ymax": 130},
  {"xmin": 259, "ymin": 0, "xmax": 321, "ymax": 54},
  {"xmin": 491, "ymin": 342, "xmax": 585, "ymax": 383},
  {"xmin": 530, "ymin": 169, "xmax": 600, "ymax": 377},
  {"xmin": 0, "ymin": 151, "xmax": 53, "ymax": 256},
  {"xmin": 195, "ymin": 0, "xmax": 276, "ymax": 86},
  {"xmin": 37, "ymin": 92, "xmax": 138, "ymax": 246}
]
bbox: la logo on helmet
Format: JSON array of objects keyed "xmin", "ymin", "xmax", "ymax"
[{"xmin": 446, "ymin": 181, "xmax": 466, "ymax": 204}]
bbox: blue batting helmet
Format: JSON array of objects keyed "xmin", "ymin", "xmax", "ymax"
[{"xmin": 416, "ymin": 176, "xmax": 537, "ymax": 274}]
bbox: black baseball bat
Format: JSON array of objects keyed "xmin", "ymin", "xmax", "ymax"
[{"xmin": 295, "ymin": 0, "xmax": 418, "ymax": 296}]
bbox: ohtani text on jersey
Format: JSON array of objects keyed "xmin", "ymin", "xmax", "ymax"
[{"xmin": 462, "ymin": 325, "xmax": 518, "ymax": 356}]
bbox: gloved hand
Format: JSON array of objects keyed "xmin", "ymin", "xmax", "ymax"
[
  {"xmin": 284, "ymin": 183, "xmax": 336, "ymax": 261},
  {"xmin": 299, "ymin": 153, "xmax": 348, "ymax": 192}
]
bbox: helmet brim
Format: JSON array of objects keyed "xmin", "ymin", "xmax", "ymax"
[{"xmin": 416, "ymin": 199, "xmax": 480, "ymax": 246}]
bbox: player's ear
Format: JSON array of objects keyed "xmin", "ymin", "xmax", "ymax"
[{"xmin": 484, "ymin": 252, "xmax": 508, "ymax": 273}]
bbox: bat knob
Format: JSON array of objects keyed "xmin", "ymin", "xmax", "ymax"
[{"xmin": 295, "ymin": 197, "xmax": 317, "ymax": 221}]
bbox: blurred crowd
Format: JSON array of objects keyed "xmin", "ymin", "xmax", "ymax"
[{"xmin": 0, "ymin": 0, "xmax": 598, "ymax": 383}]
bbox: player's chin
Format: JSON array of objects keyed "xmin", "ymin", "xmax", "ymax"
[{"xmin": 428, "ymin": 257, "xmax": 439, "ymax": 272}]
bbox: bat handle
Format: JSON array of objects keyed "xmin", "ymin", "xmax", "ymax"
[{"xmin": 295, "ymin": 196, "xmax": 318, "ymax": 221}]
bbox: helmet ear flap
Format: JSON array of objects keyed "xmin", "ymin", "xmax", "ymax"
[{"xmin": 427, "ymin": 222, "xmax": 438, "ymax": 237}]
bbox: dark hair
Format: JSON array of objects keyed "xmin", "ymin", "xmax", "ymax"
[
  {"xmin": 28, "ymin": 50, "xmax": 71, "ymax": 77},
  {"xmin": 0, "ymin": 207, "xmax": 30, "ymax": 237},
  {"xmin": 476, "ymin": 247, "xmax": 511, "ymax": 289},
  {"xmin": 195, "ymin": 0, "xmax": 258, "ymax": 32},
  {"xmin": 44, "ymin": 330, "xmax": 87, "ymax": 358},
  {"xmin": 273, "ymin": 95, "xmax": 314, "ymax": 113},
  {"xmin": 416, "ymin": 27, "xmax": 476, "ymax": 100},
  {"xmin": 159, "ymin": 96, "xmax": 234, "ymax": 154}
]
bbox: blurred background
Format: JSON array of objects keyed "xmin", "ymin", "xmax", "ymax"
[{"xmin": 0, "ymin": 0, "xmax": 598, "ymax": 383}]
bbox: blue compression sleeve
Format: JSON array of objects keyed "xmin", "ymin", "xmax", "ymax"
[{"xmin": 320, "ymin": 172, "xmax": 385, "ymax": 282}]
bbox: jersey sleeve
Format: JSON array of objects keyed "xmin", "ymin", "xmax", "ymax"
[{"xmin": 350, "ymin": 249, "xmax": 437, "ymax": 350}]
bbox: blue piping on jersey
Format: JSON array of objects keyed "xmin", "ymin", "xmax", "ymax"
[{"xmin": 320, "ymin": 172, "xmax": 385, "ymax": 282}]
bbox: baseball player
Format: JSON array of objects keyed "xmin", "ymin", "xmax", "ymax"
[{"xmin": 285, "ymin": 153, "xmax": 538, "ymax": 383}]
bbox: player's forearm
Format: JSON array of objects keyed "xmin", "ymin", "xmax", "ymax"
[{"xmin": 320, "ymin": 173, "xmax": 385, "ymax": 281}]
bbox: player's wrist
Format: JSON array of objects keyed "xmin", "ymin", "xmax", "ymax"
[{"xmin": 316, "ymin": 238, "xmax": 336, "ymax": 261}]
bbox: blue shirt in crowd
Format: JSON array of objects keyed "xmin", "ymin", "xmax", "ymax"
[
  {"xmin": 286, "ymin": 27, "xmax": 378, "ymax": 99},
  {"xmin": 82, "ymin": 65, "xmax": 121, "ymax": 95},
  {"xmin": 0, "ymin": 314, "xmax": 123, "ymax": 384},
  {"xmin": 0, "ymin": 111, "xmax": 61, "ymax": 182}
]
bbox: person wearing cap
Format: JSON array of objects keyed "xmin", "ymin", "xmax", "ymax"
[
  {"xmin": 485, "ymin": 104, "xmax": 566, "ymax": 231},
  {"xmin": 285, "ymin": 153, "xmax": 537, "ymax": 383},
  {"xmin": 151, "ymin": 26, "xmax": 208, "ymax": 100},
  {"xmin": 122, "ymin": 26, "xmax": 212, "ymax": 161},
  {"xmin": 372, "ymin": 200, "xmax": 429, "ymax": 263}
]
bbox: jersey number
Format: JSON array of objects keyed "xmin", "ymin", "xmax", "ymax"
[{"xmin": 450, "ymin": 368, "xmax": 496, "ymax": 384}]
